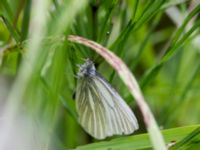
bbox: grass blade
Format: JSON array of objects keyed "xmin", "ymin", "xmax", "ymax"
[
  {"xmin": 75, "ymin": 125, "xmax": 200, "ymax": 150},
  {"xmin": 170, "ymin": 127, "xmax": 200, "ymax": 150}
]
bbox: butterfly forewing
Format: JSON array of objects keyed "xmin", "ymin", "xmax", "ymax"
[
  {"xmin": 94, "ymin": 77, "xmax": 139, "ymax": 133},
  {"xmin": 76, "ymin": 77, "xmax": 108, "ymax": 139}
]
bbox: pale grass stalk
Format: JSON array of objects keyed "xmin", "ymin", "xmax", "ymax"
[{"xmin": 0, "ymin": 0, "xmax": 50, "ymax": 149}]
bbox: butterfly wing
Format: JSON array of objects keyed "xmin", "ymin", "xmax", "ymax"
[
  {"xmin": 94, "ymin": 76, "xmax": 139, "ymax": 134},
  {"xmin": 76, "ymin": 76, "xmax": 138, "ymax": 139},
  {"xmin": 76, "ymin": 77, "xmax": 108, "ymax": 139}
]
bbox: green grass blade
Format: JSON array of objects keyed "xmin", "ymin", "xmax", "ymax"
[
  {"xmin": 170, "ymin": 127, "xmax": 200, "ymax": 150},
  {"xmin": 0, "ymin": 0, "xmax": 14, "ymax": 22},
  {"xmin": 76, "ymin": 125, "xmax": 200, "ymax": 150},
  {"xmin": 134, "ymin": 0, "xmax": 164, "ymax": 30},
  {"xmin": 140, "ymin": 18, "xmax": 200, "ymax": 88},
  {"xmin": 171, "ymin": 3, "xmax": 200, "ymax": 45},
  {"xmin": 1, "ymin": 16, "xmax": 20, "ymax": 42},
  {"xmin": 97, "ymin": 0, "xmax": 118, "ymax": 43},
  {"xmin": 21, "ymin": 0, "xmax": 31, "ymax": 41},
  {"xmin": 131, "ymin": 12, "xmax": 162, "ymax": 70}
]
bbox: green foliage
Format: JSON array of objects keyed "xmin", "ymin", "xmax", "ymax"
[
  {"xmin": 170, "ymin": 127, "xmax": 200, "ymax": 150},
  {"xmin": 76, "ymin": 125, "xmax": 200, "ymax": 150},
  {"xmin": 0, "ymin": 0, "xmax": 200, "ymax": 149}
]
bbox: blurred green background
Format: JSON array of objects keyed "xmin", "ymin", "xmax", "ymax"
[{"xmin": 0, "ymin": 0, "xmax": 200, "ymax": 149}]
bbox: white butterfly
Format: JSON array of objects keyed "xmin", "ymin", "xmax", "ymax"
[{"xmin": 76, "ymin": 59, "xmax": 139, "ymax": 139}]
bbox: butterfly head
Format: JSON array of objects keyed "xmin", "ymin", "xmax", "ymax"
[{"xmin": 78, "ymin": 58, "xmax": 96, "ymax": 77}]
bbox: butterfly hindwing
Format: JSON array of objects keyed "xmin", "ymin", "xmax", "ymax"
[{"xmin": 94, "ymin": 76, "xmax": 138, "ymax": 133}]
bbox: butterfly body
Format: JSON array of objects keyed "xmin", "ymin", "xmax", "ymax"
[{"xmin": 76, "ymin": 59, "xmax": 139, "ymax": 139}]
